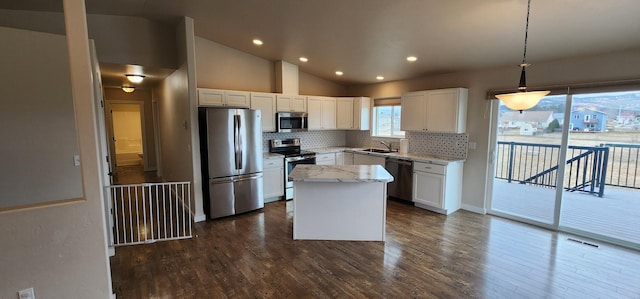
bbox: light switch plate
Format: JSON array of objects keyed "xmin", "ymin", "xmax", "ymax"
[
  {"xmin": 18, "ymin": 288, "xmax": 35, "ymax": 299},
  {"xmin": 468, "ymin": 141, "xmax": 477, "ymax": 149},
  {"xmin": 74, "ymin": 155, "xmax": 81, "ymax": 166}
]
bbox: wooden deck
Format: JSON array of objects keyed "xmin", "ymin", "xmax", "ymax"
[{"xmin": 492, "ymin": 180, "xmax": 640, "ymax": 246}]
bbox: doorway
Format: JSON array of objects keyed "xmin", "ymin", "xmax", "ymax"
[{"xmin": 112, "ymin": 103, "xmax": 144, "ymax": 166}]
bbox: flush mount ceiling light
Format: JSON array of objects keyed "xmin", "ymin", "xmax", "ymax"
[
  {"xmin": 495, "ymin": 0, "xmax": 550, "ymax": 112},
  {"xmin": 252, "ymin": 38, "xmax": 263, "ymax": 46},
  {"xmin": 121, "ymin": 86, "xmax": 135, "ymax": 93},
  {"xmin": 125, "ymin": 74, "xmax": 145, "ymax": 84},
  {"xmin": 376, "ymin": 76, "xmax": 384, "ymax": 80},
  {"xmin": 299, "ymin": 57, "xmax": 308, "ymax": 62},
  {"xmin": 406, "ymin": 56, "xmax": 417, "ymax": 62},
  {"xmin": 335, "ymin": 71, "xmax": 344, "ymax": 76}
]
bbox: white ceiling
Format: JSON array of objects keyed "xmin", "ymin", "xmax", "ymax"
[{"xmin": 4, "ymin": 0, "xmax": 640, "ymax": 85}]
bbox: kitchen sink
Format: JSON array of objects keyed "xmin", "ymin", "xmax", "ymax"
[{"xmin": 361, "ymin": 148, "xmax": 392, "ymax": 153}]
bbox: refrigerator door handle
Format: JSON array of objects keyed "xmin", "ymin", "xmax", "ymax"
[
  {"xmin": 234, "ymin": 114, "xmax": 242, "ymax": 169},
  {"xmin": 232, "ymin": 173, "xmax": 262, "ymax": 182}
]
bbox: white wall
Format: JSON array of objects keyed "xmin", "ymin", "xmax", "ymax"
[
  {"xmin": 0, "ymin": 0, "xmax": 112, "ymax": 296},
  {"xmin": 346, "ymin": 48, "xmax": 640, "ymax": 212}
]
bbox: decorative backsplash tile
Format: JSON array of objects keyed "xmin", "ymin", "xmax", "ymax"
[
  {"xmin": 346, "ymin": 131, "xmax": 468, "ymax": 159},
  {"xmin": 262, "ymin": 131, "xmax": 347, "ymax": 151}
]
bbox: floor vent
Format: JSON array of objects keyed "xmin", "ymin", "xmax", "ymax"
[{"xmin": 567, "ymin": 237, "xmax": 600, "ymax": 248}]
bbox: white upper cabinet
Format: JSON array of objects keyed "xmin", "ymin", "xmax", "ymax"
[
  {"xmin": 276, "ymin": 95, "xmax": 306, "ymax": 112},
  {"xmin": 307, "ymin": 96, "xmax": 336, "ymax": 130},
  {"xmin": 400, "ymin": 88, "xmax": 468, "ymax": 133},
  {"xmin": 250, "ymin": 92, "xmax": 277, "ymax": 132},
  {"xmin": 336, "ymin": 97, "xmax": 370, "ymax": 130},
  {"xmin": 336, "ymin": 97, "xmax": 354, "ymax": 129},
  {"xmin": 198, "ymin": 88, "xmax": 251, "ymax": 108}
]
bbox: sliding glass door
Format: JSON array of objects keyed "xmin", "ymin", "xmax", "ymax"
[{"xmin": 490, "ymin": 88, "xmax": 640, "ymax": 249}]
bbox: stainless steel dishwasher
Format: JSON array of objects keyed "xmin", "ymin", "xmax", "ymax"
[{"xmin": 385, "ymin": 158, "xmax": 413, "ymax": 203}]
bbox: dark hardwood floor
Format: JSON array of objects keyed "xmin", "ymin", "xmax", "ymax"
[{"xmin": 110, "ymin": 200, "xmax": 640, "ymax": 298}]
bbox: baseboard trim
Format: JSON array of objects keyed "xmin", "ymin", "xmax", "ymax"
[
  {"xmin": 194, "ymin": 214, "xmax": 206, "ymax": 222},
  {"xmin": 462, "ymin": 204, "xmax": 486, "ymax": 214}
]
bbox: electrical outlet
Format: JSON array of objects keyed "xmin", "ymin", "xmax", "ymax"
[
  {"xmin": 18, "ymin": 288, "xmax": 35, "ymax": 299},
  {"xmin": 74, "ymin": 154, "xmax": 81, "ymax": 166}
]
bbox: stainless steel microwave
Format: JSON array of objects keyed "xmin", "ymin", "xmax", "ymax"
[{"xmin": 276, "ymin": 112, "xmax": 307, "ymax": 132}]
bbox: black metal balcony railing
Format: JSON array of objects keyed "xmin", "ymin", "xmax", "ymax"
[{"xmin": 495, "ymin": 142, "xmax": 639, "ymax": 197}]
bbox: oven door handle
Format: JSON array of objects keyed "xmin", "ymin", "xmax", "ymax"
[{"xmin": 286, "ymin": 156, "xmax": 314, "ymax": 162}]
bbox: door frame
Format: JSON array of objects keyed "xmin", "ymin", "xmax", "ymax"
[{"xmin": 105, "ymin": 100, "xmax": 148, "ymax": 171}]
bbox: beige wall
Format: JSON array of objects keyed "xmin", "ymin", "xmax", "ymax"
[
  {"xmin": 156, "ymin": 17, "xmax": 205, "ymax": 220},
  {"xmin": 0, "ymin": 0, "xmax": 112, "ymax": 296},
  {"xmin": 299, "ymin": 71, "xmax": 347, "ymax": 96},
  {"xmin": 104, "ymin": 88, "xmax": 158, "ymax": 170},
  {"xmin": 0, "ymin": 9, "xmax": 177, "ymax": 69},
  {"xmin": 0, "ymin": 26, "xmax": 82, "ymax": 209},
  {"xmin": 195, "ymin": 36, "xmax": 346, "ymax": 96},
  {"xmin": 347, "ymin": 48, "xmax": 640, "ymax": 212}
]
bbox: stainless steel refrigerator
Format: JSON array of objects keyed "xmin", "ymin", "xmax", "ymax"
[{"xmin": 199, "ymin": 108, "xmax": 264, "ymax": 219}]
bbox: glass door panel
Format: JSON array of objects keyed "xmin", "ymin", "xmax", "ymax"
[
  {"xmin": 559, "ymin": 91, "xmax": 640, "ymax": 247},
  {"xmin": 491, "ymin": 95, "xmax": 567, "ymax": 224}
]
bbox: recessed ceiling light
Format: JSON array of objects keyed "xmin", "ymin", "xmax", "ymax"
[
  {"xmin": 125, "ymin": 74, "xmax": 145, "ymax": 83},
  {"xmin": 335, "ymin": 71, "xmax": 344, "ymax": 76},
  {"xmin": 299, "ymin": 57, "xmax": 308, "ymax": 62},
  {"xmin": 376, "ymin": 76, "xmax": 384, "ymax": 80},
  {"xmin": 406, "ymin": 56, "xmax": 418, "ymax": 62},
  {"xmin": 252, "ymin": 39, "xmax": 263, "ymax": 46}
]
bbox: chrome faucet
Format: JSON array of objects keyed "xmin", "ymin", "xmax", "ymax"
[{"xmin": 380, "ymin": 141, "xmax": 392, "ymax": 152}]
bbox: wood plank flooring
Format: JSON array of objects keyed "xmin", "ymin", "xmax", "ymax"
[{"xmin": 110, "ymin": 200, "xmax": 640, "ymax": 298}]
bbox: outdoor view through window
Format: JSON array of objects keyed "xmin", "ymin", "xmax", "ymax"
[
  {"xmin": 373, "ymin": 105, "xmax": 404, "ymax": 137},
  {"xmin": 492, "ymin": 90, "xmax": 640, "ymax": 247}
]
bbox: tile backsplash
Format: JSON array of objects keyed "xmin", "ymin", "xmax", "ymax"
[
  {"xmin": 262, "ymin": 131, "xmax": 347, "ymax": 151},
  {"xmin": 346, "ymin": 130, "xmax": 468, "ymax": 159}
]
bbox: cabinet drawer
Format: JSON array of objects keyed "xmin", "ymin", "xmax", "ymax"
[
  {"xmin": 414, "ymin": 162, "xmax": 446, "ymax": 175},
  {"xmin": 263, "ymin": 158, "xmax": 284, "ymax": 168}
]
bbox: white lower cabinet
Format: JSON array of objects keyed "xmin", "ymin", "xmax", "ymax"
[
  {"xmin": 336, "ymin": 152, "xmax": 353, "ymax": 165},
  {"xmin": 352, "ymin": 153, "xmax": 385, "ymax": 166},
  {"xmin": 315, "ymin": 153, "xmax": 336, "ymax": 165},
  {"xmin": 412, "ymin": 161, "xmax": 463, "ymax": 215},
  {"xmin": 263, "ymin": 157, "xmax": 284, "ymax": 203}
]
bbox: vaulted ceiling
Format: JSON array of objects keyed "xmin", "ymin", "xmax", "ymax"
[{"xmin": 3, "ymin": 0, "xmax": 640, "ymax": 85}]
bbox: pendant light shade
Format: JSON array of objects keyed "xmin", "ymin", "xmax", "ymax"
[
  {"xmin": 495, "ymin": 0, "xmax": 549, "ymax": 112},
  {"xmin": 121, "ymin": 86, "xmax": 136, "ymax": 93}
]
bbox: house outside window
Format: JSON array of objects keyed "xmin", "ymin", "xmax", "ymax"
[{"xmin": 372, "ymin": 97, "xmax": 404, "ymax": 138}]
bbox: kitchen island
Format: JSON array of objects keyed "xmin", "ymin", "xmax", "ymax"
[{"xmin": 288, "ymin": 164, "xmax": 393, "ymax": 241}]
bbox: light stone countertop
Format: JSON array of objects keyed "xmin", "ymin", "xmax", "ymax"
[
  {"xmin": 263, "ymin": 152, "xmax": 284, "ymax": 159},
  {"xmin": 307, "ymin": 146, "xmax": 356, "ymax": 154},
  {"xmin": 289, "ymin": 164, "xmax": 394, "ymax": 183}
]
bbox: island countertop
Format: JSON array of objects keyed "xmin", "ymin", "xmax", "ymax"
[{"xmin": 289, "ymin": 164, "xmax": 394, "ymax": 183}]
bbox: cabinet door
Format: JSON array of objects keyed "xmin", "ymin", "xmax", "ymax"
[
  {"xmin": 225, "ymin": 91, "xmax": 251, "ymax": 108},
  {"xmin": 321, "ymin": 98, "xmax": 337, "ymax": 129},
  {"xmin": 291, "ymin": 96, "xmax": 307, "ymax": 112},
  {"xmin": 341, "ymin": 152, "xmax": 354, "ymax": 165},
  {"xmin": 276, "ymin": 95, "xmax": 291, "ymax": 112},
  {"xmin": 263, "ymin": 166, "xmax": 284, "ymax": 198},
  {"xmin": 198, "ymin": 88, "xmax": 225, "ymax": 106},
  {"xmin": 353, "ymin": 153, "xmax": 385, "ymax": 166},
  {"xmin": 353, "ymin": 97, "xmax": 370, "ymax": 130},
  {"xmin": 335, "ymin": 152, "xmax": 344, "ymax": 165},
  {"xmin": 336, "ymin": 97, "xmax": 354, "ymax": 129},
  {"xmin": 413, "ymin": 171, "xmax": 445, "ymax": 207},
  {"xmin": 426, "ymin": 89, "xmax": 463, "ymax": 133},
  {"xmin": 250, "ymin": 93, "xmax": 276, "ymax": 132},
  {"xmin": 307, "ymin": 97, "xmax": 323, "ymax": 130},
  {"xmin": 315, "ymin": 153, "xmax": 336, "ymax": 165},
  {"xmin": 400, "ymin": 91, "xmax": 427, "ymax": 131}
]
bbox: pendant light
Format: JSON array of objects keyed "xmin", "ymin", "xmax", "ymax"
[{"xmin": 495, "ymin": 0, "xmax": 550, "ymax": 112}]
